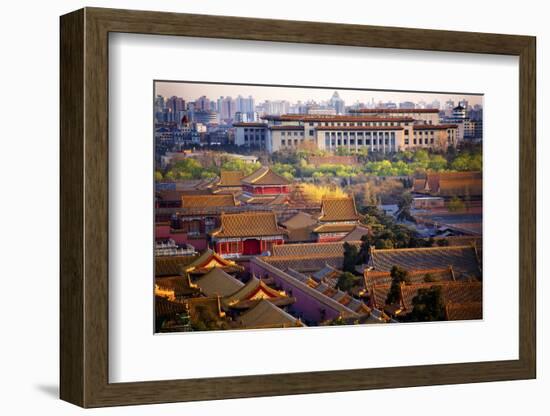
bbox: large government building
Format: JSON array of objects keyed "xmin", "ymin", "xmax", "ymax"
[{"xmin": 234, "ymin": 109, "xmax": 458, "ymax": 153}]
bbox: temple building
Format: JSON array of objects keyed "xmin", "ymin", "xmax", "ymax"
[
  {"xmin": 280, "ymin": 211, "xmax": 318, "ymax": 243},
  {"xmin": 156, "ymin": 194, "xmax": 241, "ymax": 251},
  {"xmin": 366, "ymin": 245, "xmax": 482, "ymax": 280},
  {"xmin": 186, "ymin": 265, "xmax": 299, "ymax": 329},
  {"xmin": 155, "ymin": 274, "xmax": 199, "ymax": 302},
  {"xmin": 238, "ymin": 299, "xmax": 303, "ymax": 329},
  {"xmin": 364, "ymin": 266, "xmax": 456, "ymax": 289},
  {"xmin": 210, "ymin": 211, "xmax": 287, "ymax": 257},
  {"xmin": 222, "ymin": 275, "xmax": 295, "ymax": 310},
  {"xmin": 369, "ymin": 280, "xmax": 482, "ymax": 321},
  {"xmin": 155, "ymin": 295, "xmax": 190, "ymax": 332},
  {"xmin": 155, "ymin": 179, "xmax": 215, "ymax": 209},
  {"xmin": 313, "ymin": 196, "xmax": 362, "ymax": 242},
  {"xmin": 215, "ymin": 170, "xmax": 245, "ymax": 193},
  {"xmin": 184, "ymin": 248, "xmax": 244, "ymax": 276},
  {"xmin": 155, "ymin": 255, "xmax": 203, "ymax": 303},
  {"xmin": 186, "ymin": 296, "xmax": 230, "ymax": 331},
  {"xmin": 271, "ymin": 240, "xmax": 361, "ymax": 259},
  {"xmin": 241, "ymin": 166, "xmax": 291, "ymax": 196},
  {"xmin": 181, "ymin": 194, "xmax": 238, "ymax": 209},
  {"xmin": 250, "ymin": 256, "xmax": 387, "ymax": 325},
  {"xmin": 155, "ymin": 255, "xmax": 198, "ymax": 277},
  {"xmin": 194, "ymin": 267, "xmax": 245, "ymax": 297}
]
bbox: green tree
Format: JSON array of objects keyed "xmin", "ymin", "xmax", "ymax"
[
  {"xmin": 358, "ymin": 235, "xmax": 372, "ymax": 265},
  {"xmin": 375, "ymin": 238, "xmax": 394, "ymax": 249},
  {"xmin": 221, "ymin": 158, "xmax": 260, "ymax": 176},
  {"xmin": 335, "ymin": 147, "xmax": 354, "ymax": 156},
  {"xmin": 342, "ymin": 242, "xmax": 359, "ymax": 273},
  {"xmin": 386, "ymin": 266, "xmax": 410, "ymax": 305},
  {"xmin": 413, "ymin": 149, "xmax": 430, "ymax": 168},
  {"xmin": 408, "ymin": 286, "xmax": 446, "ymax": 321},
  {"xmin": 165, "ymin": 158, "xmax": 206, "ymax": 180},
  {"xmin": 428, "ymin": 155, "xmax": 447, "ymax": 171},
  {"xmin": 272, "ymin": 162, "xmax": 296, "ymax": 180},
  {"xmin": 448, "ymin": 196, "xmax": 465, "ymax": 212},
  {"xmin": 356, "ymin": 147, "xmax": 369, "ymax": 160},
  {"xmin": 450, "ymin": 150, "xmax": 482, "ymax": 171},
  {"xmin": 154, "ymin": 171, "xmax": 163, "ymax": 181},
  {"xmin": 335, "ymin": 272, "xmax": 360, "ymax": 292},
  {"xmin": 164, "ymin": 170, "xmax": 176, "ymax": 181},
  {"xmin": 396, "ymin": 192, "xmax": 413, "ymax": 222},
  {"xmin": 200, "ymin": 170, "xmax": 218, "ymax": 179}
]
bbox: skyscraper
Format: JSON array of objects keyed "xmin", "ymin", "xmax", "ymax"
[
  {"xmin": 218, "ymin": 96, "xmax": 236, "ymax": 121},
  {"xmin": 329, "ymin": 91, "xmax": 345, "ymax": 114},
  {"xmin": 195, "ymin": 95, "xmax": 211, "ymax": 112},
  {"xmin": 235, "ymin": 95, "xmax": 255, "ymax": 113}
]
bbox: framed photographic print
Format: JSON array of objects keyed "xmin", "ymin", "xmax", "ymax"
[{"xmin": 60, "ymin": 7, "xmax": 536, "ymax": 408}]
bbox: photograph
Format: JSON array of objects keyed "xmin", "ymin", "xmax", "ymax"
[{"xmin": 153, "ymin": 81, "xmax": 483, "ymax": 333}]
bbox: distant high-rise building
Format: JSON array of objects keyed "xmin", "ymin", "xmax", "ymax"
[
  {"xmin": 236, "ymin": 95, "xmax": 255, "ymax": 113},
  {"xmin": 399, "ymin": 101, "xmax": 416, "ymax": 109},
  {"xmin": 234, "ymin": 111, "xmax": 259, "ymax": 123},
  {"xmin": 469, "ymin": 104, "xmax": 483, "ymax": 121},
  {"xmin": 166, "ymin": 96, "xmax": 185, "ymax": 113},
  {"xmin": 307, "ymin": 108, "xmax": 336, "ymax": 115},
  {"xmin": 155, "ymin": 95, "xmax": 165, "ymax": 112},
  {"xmin": 195, "ymin": 96, "xmax": 211, "ymax": 112},
  {"xmin": 193, "ymin": 110, "xmax": 218, "ymax": 125},
  {"xmin": 262, "ymin": 100, "xmax": 290, "ymax": 115},
  {"xmin": 459, "ymin": 99, "xmax": 469, "ymax": 109},
  {"xmin": 329, "ymin": 91, "xmax": 345, "ymax": 114},
  {"xmin": 218, "ymin": 96, "xmax": 236, "ymax": 121},
  {"xmin": 430, "ymin": 100, "xmax": 441, "ymax": 110}
]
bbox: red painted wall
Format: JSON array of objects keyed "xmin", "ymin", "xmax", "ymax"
[
  {"xmin": 318, "ymin": 234, "xmax": 346, "ymax": 243},
  {"xmin": 243, "ymin": 185, "xmax": 290, "ymax": 195},
  {"xmin": 155, "ymin": 223, "xmax": 208, "ymax": 250},
  {"xmin": 155, "ymin": 224, "xmax": 171, "ymax": 239}
]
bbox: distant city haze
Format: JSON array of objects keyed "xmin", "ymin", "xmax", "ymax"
[{"xmin": 155, "ymin": 81, "xmax": 483, "ymax": 108}]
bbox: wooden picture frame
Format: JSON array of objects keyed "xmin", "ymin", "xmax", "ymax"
[{"xmin": 60, "ymin": 7, "xmax": 536, "ymax": 408}]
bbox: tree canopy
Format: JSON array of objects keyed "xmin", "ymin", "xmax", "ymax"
[
  {"xmin": 335, "ymin": 272, "xmax": 361, "ymax": 292},
  {"xmin": 342, "ymin": 242, "xmax": 359, "ymax": 273},
  {"xmin": 386, "ymin": 266, "xmax": 410, "ymax": 305},
  {"xmin": 407, "ymin": 286, "xmax": 446, "ymax": 322}
]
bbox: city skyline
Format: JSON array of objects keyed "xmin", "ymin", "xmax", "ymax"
[{"xmin": 155, "ymin": 81, "xmax": 483, "ymax": 108}]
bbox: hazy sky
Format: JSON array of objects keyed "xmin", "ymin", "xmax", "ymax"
[{"xmin": 155, "ymin": 81, "xmax": 483, "ymax": 107}]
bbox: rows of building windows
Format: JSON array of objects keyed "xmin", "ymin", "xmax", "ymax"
[
  {"xmin": 243, "ymin": 127, "xmax": 266, "ymax": 144},
  {"xmin": 281, "ymin": 138, "xmax": 305, "ymax": 147},
  {"xmin": 280, "ymin": 130, "xmax": 304, "ymax": 137},
  {"xmin": 306, "ymin": 121, "xmax": 410, "ymax": 127},
  {"xmin": 405, "ymin": 137, "xmax": 436, "ymax": 145},
  {"xmin": 243, "ymin": 134, "xmax": 266, "ymax": 142},
  {"xmin": 323, "ymin": 131, "xmax": 396, "ymax": 149}
]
